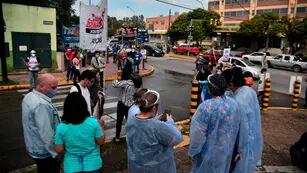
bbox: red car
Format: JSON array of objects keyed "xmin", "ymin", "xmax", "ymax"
[{"xmin": 174, "ymin": 45, "xmax": 200, "ymax": 55}]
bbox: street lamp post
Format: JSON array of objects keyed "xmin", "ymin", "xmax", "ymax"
[{"xmin": 186, "ymin": 19, "xmax": 216, "ymax": 56}]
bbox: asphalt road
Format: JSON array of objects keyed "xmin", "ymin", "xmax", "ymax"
[{"xmin": 0, "ymin": 56, "xmax": 305, "ymax": 172}]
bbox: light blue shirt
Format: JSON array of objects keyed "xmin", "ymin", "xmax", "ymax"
[
  {"xmin": 126, "ymin": 115, "xmax": 183, "ymax": 173},
  {"xmin": 189, "ymin": 96, "xmax": 240, "ymax": 173},
  {"xmin": 55, "ymin": 117, "xmax": 103, "ymax": 173},
  {"xmin": 127, "ymin": 104, "xmax": 140, "ymax": 123},
  {"xmin": 22, "ymin": 89, "xmax": 60, "ymax": 159},
  {"xmin": 232, "ymin": 86, "xmax": 263, "ymax": 173}
]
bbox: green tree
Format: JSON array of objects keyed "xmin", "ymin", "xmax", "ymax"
[
  {"xmin": 239, "ymin": 13, "xmax": 286, "ymax": 49},
  {"xmin": 167, "ymin": 8, "xmax": 219, "ymax": 45},
  {"xmin": 121, "ymin": 15, "xmax": 145, "ymax": 29}
]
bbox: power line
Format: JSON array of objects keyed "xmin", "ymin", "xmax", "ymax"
[{"xmin": 154, "ymin": 0, "xmax": 193, "ymax": 10}]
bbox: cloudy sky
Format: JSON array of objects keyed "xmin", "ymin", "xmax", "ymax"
[{"xmin": 73, "ymin": 0, "xmax": 208, "ymax": 19}]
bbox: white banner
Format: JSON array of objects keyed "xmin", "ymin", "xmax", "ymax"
[
  {"xmin": 258, "ymin": 73, "xmax": 270, "ymax": 92},
  {"xmin": 80, "ymin": 0, "xmax": 108, "ymax": 51},
  {"xmin": 222, "ymin": 48, "xmax": 231, "ymax": 62},
  {"xmin": 289, "ymin": 76, "xmax": 302, "ymax": 94}
]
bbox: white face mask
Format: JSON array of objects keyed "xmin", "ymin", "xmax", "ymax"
[{"xmin": 31, "ymin": 54, "xmax": 35, "ymax": 57}]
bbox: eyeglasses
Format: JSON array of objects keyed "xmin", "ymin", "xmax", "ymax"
[{"xmin": 144, "ymin": 89, "xmax": 160, "ymax": 107}]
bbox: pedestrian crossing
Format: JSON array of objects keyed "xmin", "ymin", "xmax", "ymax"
[{"xmin": 18, "ymin": 85, "xmax": 125, "ymax": 141}]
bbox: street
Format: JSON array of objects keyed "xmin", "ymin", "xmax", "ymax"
[{"xmin": 0, "ymin": 56, "xmax": 306, "ymax": 172}]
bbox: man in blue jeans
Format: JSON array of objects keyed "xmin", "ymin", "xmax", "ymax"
[{"xmin": 22, "ymin": 74, "xmax": 60, "ymax": 173}]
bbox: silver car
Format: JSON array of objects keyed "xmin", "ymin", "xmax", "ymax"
[{"xmin": 267, "ymin": 54, "xmax": 307, "ymax": 73}]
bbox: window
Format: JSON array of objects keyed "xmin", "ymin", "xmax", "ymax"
[
  {"xmin": 280, "ymin": 8, "xmax": 288, "ymax": 14},
  {"xmin": 225, "ymin": 0, "xmax": 250, "ymax": 4},
  {"xmin": 155, "ymin": 21, "xmax": 158, "ymax": 24},
  {"xmin": 209, "ymin": 1, "xmax": 220, "ymax": 7},
  {"xmin": 297, "ymin": 7, "xmax": 307, "ymax": 13},
  {"xmin": 225, "ymin": 11, "xmax": 249, "ymax": 16},
  {"xmin": 284, "ymin": 56, "xmax": 290, "ymax": 61},
  {"xmin": 257, "ymin": 8, "xmax": 288, "ymax": 15},
  {"xmin": 274, "ymin": 55, "xmax": 282, "ymax": 60},
  {"xmin": 161, "ymin": 20, "xmax": 165, "ymax": 25},
  {"xmin": 231, "ymin": 59, "xmax": 245, "ymax": 67}
]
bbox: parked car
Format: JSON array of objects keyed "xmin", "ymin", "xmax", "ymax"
[
  {"xmin": 267, "ymin": 54, "xmax": 307, "ymax": 73},
  {"xmin": 242, "ymin": 52, "xmax": 272, "ymax": 63},
  {"xmin": 144, "ymin": 45, "xmax": 164, "ymax": 57},
  {"xmin": 174, "ymin": 45, "xmax": 200, "ymax": 55},
  {"xmin": 219, "ymin": 57, "xmax": 261, "ymax": 79}
]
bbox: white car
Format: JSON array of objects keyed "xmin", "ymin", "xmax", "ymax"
[
  {"xmin": 242, "ymin": 52, "xmax": 272, "ymax": 63},
  {"xmin": 218, "ymin": 57, "xmax": 261, "ymax": 79}
]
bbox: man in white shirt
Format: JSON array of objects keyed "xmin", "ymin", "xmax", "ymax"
[{"xmin": 70, "ymin": 70, "xmax": 96, "ymax": 115}]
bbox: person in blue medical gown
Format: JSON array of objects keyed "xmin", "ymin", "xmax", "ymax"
[
  {"xmin": 189, "ymin": 74, "xmax": 241, "ymax": 173},
  {"xmin": 125, "ymin": 90, "xmax": 183, "ymax": 173},
  {"xmin": 222, "ymin": 67, "xmax": 263, "ymax": 173}
]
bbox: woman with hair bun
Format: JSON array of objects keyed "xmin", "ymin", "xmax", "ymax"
[{"xmin": 125, "ymin": 90, "xmax": 183, "ymax": 173}]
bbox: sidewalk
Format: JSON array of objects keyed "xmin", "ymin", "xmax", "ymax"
[{"xmin": 0, "ymin": 62, "xmax": 154, "ymax": 91}]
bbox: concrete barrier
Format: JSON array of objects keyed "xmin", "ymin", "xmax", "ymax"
[
  {"xmin": 190, "ymin": 80, "xmax": 199, "ymax": 117},
  {"xmin": 262, "ymin": 79, "xmax": 271, "ymax": 111}
]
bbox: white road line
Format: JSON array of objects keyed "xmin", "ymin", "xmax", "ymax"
[
  {"xmin": 17, "ymin": 85, "xmax": 72, "ymax": 93},
  {"xmin": 104, "ymin": 102, "xmax": 118, "ymax": 109},
  {"xmin": 105, "ymin": 96, "xmax": 118, "ymax": 101},
  {"xmin": 54, "ymin": 100, "xmax": 118, "ymax": 110}
]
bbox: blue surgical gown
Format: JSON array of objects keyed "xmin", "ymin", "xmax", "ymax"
[
  {"xmin": 127, "ymin": 104, "xmax": 140, "ymax": 123},
  {"xmin": 126, "ymin": 114, "xmax": 183, "ymax": 173},
  {"xmin": 232, "ymin": 86, "xmax": 263, "ymax": 173},
  {"xmin": 189, "ymin": 96, "xmax": 240, "ymax": 173}
]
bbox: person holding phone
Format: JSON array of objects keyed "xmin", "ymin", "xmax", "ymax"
[{"xmin": 125, "ymin": 90, "xmax": 183, "ymax": 173}]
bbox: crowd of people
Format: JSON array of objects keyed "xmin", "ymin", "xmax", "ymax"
[
  {"xmin": 22, "ymin": 43, "xmax": 292, "ymax": 173},
  {"xmin": 190, "ymin": 54, "xmax": 263, "ymax": 173}
]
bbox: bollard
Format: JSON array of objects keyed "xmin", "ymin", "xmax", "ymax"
[
  {"xmin": 190, "ymin": 80, "xmax": 199, "ymax": 117},
  {"xmin": 262, "ymin": 79, "xmax": 271, "ymax": 111},
  {"xmin": 292, "ymin": 80, "xmax": 301, "ymax": 110}
]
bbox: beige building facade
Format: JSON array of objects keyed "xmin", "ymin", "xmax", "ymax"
[{"xmin": 208, "ymin": 0, "xmax": 307, "ymax": 31}]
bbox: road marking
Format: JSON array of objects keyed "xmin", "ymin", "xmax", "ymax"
[
  {"xmin": 17, "ymin": 85, "xmax": 72, "ymax": 93},
  {"xmin": 104, "ymin": 102, "xmax": 118, "ymax": 109}
]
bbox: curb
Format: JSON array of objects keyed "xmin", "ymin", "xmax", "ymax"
[{"xmin": 0, "ymin": 65, "xmax": 155, "ymax": 91}]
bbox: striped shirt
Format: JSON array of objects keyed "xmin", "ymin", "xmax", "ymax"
[{"xmin": 112, "ymin": 80, "xmax": 135, "ymax": 107}]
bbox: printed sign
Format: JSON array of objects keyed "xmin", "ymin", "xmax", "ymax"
[
  {"xmin": 62, "ymin": 25, "xmax": 80, "ymax": 49},
  {"xmin": 80, "ymin": 0, "xmax": 108, "ymax": 51},
  {"xmin": 258, "ymin": 73, "xmax": 270, "ymax": 92},
  {"xmin": 222, "ymin": 48, "xmax": 231, "ymax": 62},
  {"xmin": 19, "ymin": 45, "xmax": 27, "ymax": 51}
]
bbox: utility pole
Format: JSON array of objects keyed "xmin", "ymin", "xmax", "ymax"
[
  {"xmin": 187, "ymin": 20, "xmax": 193, "ymax": 57},
  {"xmin": 195, "ymin": 0, "xmax": 205, "ymax": 9},
  {"xmin": 0, "ymin": 2, "xmax": 8, "ymax": 82},
  {"xmin": 168, "ymin": 9, "xmax": 171, "ymax": 30}
]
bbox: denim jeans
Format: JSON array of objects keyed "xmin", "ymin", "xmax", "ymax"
[{"xmin": 29, "ymin": 71, "xmax": 38, "ymax": 89}]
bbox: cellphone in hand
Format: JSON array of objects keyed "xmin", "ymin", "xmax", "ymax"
[{"xmin": 160, "ymin": 109, "xmax": 171, "ymax": 122}]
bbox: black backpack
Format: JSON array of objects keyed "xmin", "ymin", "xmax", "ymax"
[
  {"xmin": 290, "ymin": 132, "xmax": 307, "ymax": 171},
  {"xmin": 73, "ymin": 83, "xmax": 82, "ymax": 95}
]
